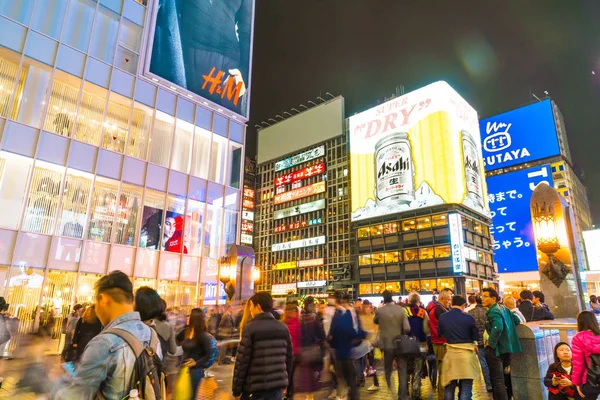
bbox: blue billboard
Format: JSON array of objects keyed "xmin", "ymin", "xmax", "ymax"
[
  {"xmin": 487, "ymin": 164, "xmax": 553, "ymax": 273},
  {"xmin": 480, "ymin": 99, "xmax": 560, "ymax": 171}
]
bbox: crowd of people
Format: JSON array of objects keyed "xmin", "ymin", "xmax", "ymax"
[{"xmin": 1, "ymin": 272, "xmax": 600, "ymax": 399}]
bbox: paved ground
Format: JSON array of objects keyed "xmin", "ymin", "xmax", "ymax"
[{"xmin": 0, "ymin": 356, "xmax": 494, "ymax": 399}]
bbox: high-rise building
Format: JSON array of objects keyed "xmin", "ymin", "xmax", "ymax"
[
  {"xmin": 0, "ymin": 0, "xmax": 254, "ymax": 353},
  {"xmin": 481, "ymin": 99, "xmax": 593, "ymax": 296}
]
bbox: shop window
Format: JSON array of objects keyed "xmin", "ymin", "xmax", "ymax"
[
  {"xmin": 357, "ymin": 227, "xmax": 369, "ymax": 238},
  {"xmin": 371, "ymin": 252, "xmax": 385, "ymax": 265},
  {"xmin": 204, "ymin": 183, "xmax": 224, "ymax": 258},
  {"xmin": 149, "ymin": 111, "xmax": 174, "ymax": 167},
  {"xmin": 22, "ymin": 161, "xmax": 65, "ymax": 234},
  {"xmin": 157, "ymin": 280, "xmax": 178, "ymax": 309},
  {"xmin": 372, "ymin": 282, "xmax": 385, "ymax": 294},
  {"xmin": 0, "ymin": 0, "xmax": 34, "ymax": 24},
  {"xmin": 385, "ymin": 251, "xmax": 400, "ymax": 264},
  {"xmin": 0, "ymin": 152, "xmax": 33, "ymax": 230},
  {"xmin": 102, "ymin": 93, "xmax": 131, "ymax": 153},
  {"xmin": 12, "ymin": 58, "xmax": 52, "ymax": 128},
  {"xmin": 358, "ymin": 283, "xmax": 372, "ymax": 295},
  {"xmin": 358, "ymin": 254, "xmax": 371, "ymax": 266},
  {"xmin": 171, "ymin": 118, "xmax": 194, "ymax": 174},
  {"xmin": 89, "ymin": 5, "xmax": 119, "ymax": 63},
  {"xmin": 419, "ymin": 247, "xmax": 433, "ymax": 260},
  {"xmin": 222, "ymin": 188, "xmax": 239, "ymax": 252},
  {"xmin": 128, "ymin": 101, "xmax": 152, "ymax": 160},
  {"xmin": 0, "ymin": 52, "xmax": 23, "ymax": 119},
  {"xmin": 405, "ymin": 280, "xmax": 421, "ymax": 292},
  {"xmin": 370, "ymin": 225, "xmax": 383, "ymax": 236},
  {"xmin": 432, "ymin": 214, "xmax": 448, "ymax": 227},
  {"xmin": 31, "ymin": 0, "xmax": 68, "ymax": 39},
  {"xmin": 228, "ymin": 142, "xmax": 242, "ymax": 189},
  {"xmin": 62, "ymin": 0, "xmax": 95, "ymax": 52},
  {"xmin": 384, "ymin": 281, "xmax": 401, "ymax": 293},
  {"xmin": 163, "ymin": 195, "xmax": 186, "ymax": 253},
  {"xmin": 465, "ymin": 279, "xmax": 480, "ymax": 294},
  {"xmin": 384, "ymin": 223, "xmax": 398, "ymax": 235},
  {"xmin": 402, "ymin": 219, "xmax": 416, "ymax": 231},
  {"xmin": 139, "ymin": 189, "xmax": 165, "ymax": 250},
  {"xmin": 43, "ymin": 72, "xmax": 81, "ymax": 137},
  {"xmin": 41, "ymin": 270, "xmax": 77, "ymax": 339},
  {"xmin": 76, "ymin": 272, "xmax": 103, "ymax": 303},
  {"xmin": 437, "ymin": 278, "xmax": 454, "ymax": 292},
  {"xmin": 190, "ymin": 126, "xmax": 211, "ymax": 179},
  {"xmin": 421, "ymin": 279, "xmax": 437, "ymax": 292},
  {"xmin": 209, "ymin": 135, "xmax": 227, "ymax": 185},
  {"xmin": 404, "ymin": 249, "xmax": 418, "ymax": 262},
  {"xmin": 434, "ymin": 245, "xmax": 451, "ymax": 258},
  {"xmin": 56, "ymin": 170, "xmax": 92, "ymax": 238},
  {"xmin": 133, "ymin": 277, "xmax": 156, "ymax": 292},
  {"xmin": 186, "ymin": 199, "xmax": 205, "ymax": 257},
  {"xmin": 74, "ymin": 83, "xmax": 107, "ymax": 147},
  {"xmin": 416, "ymin": 217, "xmax": 432, "ymax": 230},
  {"xmin": 473, "ymin": 221, "xmax": 483, "ymax": 234},
  {"xmin": 87, "ymin": 177, "xmax": 119, "ymax": 242},
  {"xmin": 178, "ymin": 281, "xmax": 197, "ymax": 309},
  {"xmin": 114, "ymin": 184, "xmax": 141, "ymax": 246}
]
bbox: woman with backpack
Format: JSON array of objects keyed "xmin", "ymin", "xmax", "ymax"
[
  {"xmin": 571, "ymin": 311, "xmax": 600, "ymax": 399},
  {"xmin": 176, "ymin": 308, "xmax": 217, "ymax": 397}
]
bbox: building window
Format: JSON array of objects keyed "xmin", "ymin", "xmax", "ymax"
[
  {"xmin": 149, "ymin": 111, "xmax": 175, "ymax": 167},
  {"xmin": 404, "ymin": 249, "xmax": 418, "ymax": 261},
  {"xmin": 385, "ymin": 251, "xmax": 400, "ymax": 263},
  {"xmin": 171, "ymin": 118, "xmax": 194, "ymax": 174},
  {"xmin": 102, "ymin": 93, "xmax": 131, "ymax": 153},
  {"xmin": 114, "ymin": 184, "xmax": 142, "ymax": 246},
  {"xmin": 0, "ymin": 53, "xmax": 23, "ymax": 119},
  {"xmin": 419, "ymin": 247, "xmax": 434, "ymax": 260},
  {"xmin": 416, "ymin": 217, "xmax": 432, "ymax": 230},
  {"xmin": 434, "ymin": 245, "xmax": 451, "ymax": 258},
  {"xmin": 191, "ymin": 127, "xmax": 211, "ymax": 179},
  {"xmin": 89, "ymin": 5, "xmax": 119, "ymax": 63},
  {"xmin": 357, "ymin": 227, "xmax": 369, "ymax": 238},
  {"xmin": 62, "ymin": 0, "xmax": 95, "ymax": 52},
  {"xmin": 139, "ymin": 189, "xmax": 165, "ymax": 250},
  {"xmin": 43, "ymin": 74, "xmax": 80, "ymax": 137},
  {"xmin": 0, "ymin": 152, "xmax": 33, "ymax": 230},
  {"xmin": 56, "ymin": 170, "xmax": 93, "ymax": 238},
  {"xmin": 432, "ymin": 214, "xmax": 448, "ymax": 227},
  {"xmin": 22, "ymin": 162, "xmax": 64, "ymax": 234},
  {"xmin": 74, "ymin": 83, "xmax": 107, "ymax": 147},
  {"xmin": 228, "ymin": 142, "xmax": 242, "ymax": 189},
  {"xmin": 186, "ymin": 198, "xmax": 205, "ymax": 257},
  {"xmin": 87, "ymin": 177, "xmax": 119, "ymax": 242},
  {"xmin": 358, "ymin": 254, "xmax": 371, "ymax": 266},
  {"xmin": 402, "ymin": 219, "xmax": 416, "ymax": 231},
  {"xmin": 14, "ymin": 58, "xmax": 53, "ymax": 129},
  {"xmin": 209, "ymin": 135, "xmax": 227, "ymax": 184},
  {"xmin": 128, "ymin": 102, "xmax": 153, "ymax": 160}
]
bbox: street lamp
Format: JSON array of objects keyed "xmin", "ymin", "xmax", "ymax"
[
  {"xmin": 252, "ymin": 266, "xmax": 261, "ymax": 282},
  {"xmin": 530, "ymin": 183, "xmax": 570, "ymax": 287},
  {"xmin": 219, "ymin": 256, "xmax": 236, "ymax": 302}
]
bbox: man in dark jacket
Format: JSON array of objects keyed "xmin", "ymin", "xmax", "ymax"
[
  {"xmin": 518, "ymin": 290, "xmax": 554, "ymax": 322},
  {"xmin": 233, "ymin": 292, "xmax": 292, "ymax": 400},
  {"xmin": 468, "ymin": 296, "xmax": 493, "ymax": 392}
]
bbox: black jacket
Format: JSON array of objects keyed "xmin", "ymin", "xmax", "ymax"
[
  {"xmin": 232, "ymin": 312, "xmax": 292, "ymax": 397},
  {"xmin": 518, "ymin": 300, "xmax": 555, "ymax": 322},
  {"xmin": 176, "ymin": 328, "xmax": 213, "ymax": 369},
  {"xmin": 72, "ymin": 319, "xmax": 103, "ymax": 361}
]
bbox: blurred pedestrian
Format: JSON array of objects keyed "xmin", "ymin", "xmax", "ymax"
[
  {"xmin": 295, "ymin": 296, "xmax": 325, "ymax": 400},
  {"xmin": 374, "ymin": 290, "xmax": 410, "ymax": 400},
  {"xmin": 503, "ymin": 296, "xmax": 526, "ymax": 325},
  {"xmin": 405, "ymin": 292, "xmax": 430, "ymax": 399},
  {"xmin": 283, "ymin": 302, "xmax": 301, "ymax": 399},
  {"xmin": 571, "ymin": 311, "xmax": 600, "ymax": 398},
  {"xmin": 233, "ymin": 292, "xmax": 293, "ymax": 400},
  {"xmin": 239, "ymin": 300, "xmax": 253, "ymax": 335},
  {"xmin": 72, "ymin": 305, "xmax": 102, "ymax": 362},
  {"xmin": 63, "ymin": 304, "xmax": 83, "ymax": 347},
  {"xmin": 428, "ymin": 289, "xmax": 452, "ymax": 399},
  {"xmin": 589, "ymin": 295, "xmax": 600, "ymax": 314},
  {"xmin": 468, "ymin": 295, "xmax": 493, "ymax": 392},
  {"xmin": 465, "ymin": 295, "xmax": 477, "ymax": 313},
  {"xmin": 359, "ymin": 299, "xmax": 380, "ymax": 392},
  {"xmin": 518, "ymin": 290, "xmax": 554, "ymax": 322}
]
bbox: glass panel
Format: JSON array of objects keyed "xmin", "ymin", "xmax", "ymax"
[
  {"xmin": 419, "ymin": 247, "xmax": 434, "ymax": 260},
  {"xmin": 157, "ymin": 280, "xmax": 178, "ymax": 310},
  {"xmin": 403, "ymin": 249, "xmax": 418, "ymax": 262},
  {"xmin": 102, "ymin": 92, "xmax": 131, "ymax": 153},
  {"xmin": 371, "ymin": 252, "xmax": 385, "ymax": 265},
  {"xmin": 164, "ymin": 195, "xmax": 186, "ymax": 253},
  {"xmin": 41, "ymin": 270, "xmax": 77, "ymax": 344},
  {"xmin": 119, "ymin": 18, "xmax": 142, "ymax": 52},
  {"xmin": 0, "ymin": 52, "xmax": 23, "ymax": 119},
  {"xmin": 180, "ymin": 256, "xmax": 199, "ymax": 283},
  {"xmin": 384, "ymin": 282, "xmax": 401, "ymax": 293},
  {"xmin": 222, "ymin": 187, "xmax": 238, "ymax": 252},
  {"xmin": 22, "ymin": 162, "xmax": 65, "ymax": 234},
  {"xmin": 402, "ymin": 219, "xmax": 416, "ymax": 231},
  {"xmin": 128, "ymin": 101, "xmax": 152, "ymax": 160},
  {"xmin": 13, "ymin": 58, "xmax": 52, "ymax": 128},
  {"xmin": 437, "ymin": 278, "xmax": 454, "ymax": 292},
  {"xmin": 149, "ymin": 111, "xmax": 174, "ymax": 167},
  {"xmin": 358, "ymin": 283, "xmax": 372, "ymax": 295},
  {"xmin": 228, "ymin": 142, "xmax": 242, "ymax": 189},
  {"xmin": 80, "ymin": 242, "xmax": 109, "ymax": 273},
  {"xmin": 208, "ymin": 135, "xmax": 227, "ymax": 184},
  {"xmin": 191, "ymin": 127, "xmax": 211, "ymax": 179},
  {"xmin": 357, "ymin": 227, "xmax": 369, "ymax": 239},
  {"xmin": 108, "ymin": 244, "xmax": 134, "ymax": 275},
  {"xmin": 358, "ymin": 254, "xmax": 371, "ymax": 266},
  {"xmin": 204, "ymin": 183, "xmax": 223, "ymax": 258},
  {"xmin": 385, "ymin": 251, "xmax": 400, "ymax": 263},
  {"xmin": 384, "ymin": 223, "xmax": 398, "ymax": 235},
  {"xmin": 56, "ymin": 169, "xmax": 93, "ymax": 238},
  {"xmin": 31, "ymin": 0, "xmax": 68, "ymax": 39},
  {"xmin": 0, "ymin": 0, "xmax": 35, "ymax": 25},
  {"xmin": 434, "ymin": 245, "xmax": 451, "ymax": 258},
  {"xmin": 185, "ymin": 199, "xmax": 205, "ymax": 257},
  {"xmin": 432, "ymin": 214, "xmax": 448, "ymax": 227},
  {"xmin": 139, "ymin": 189, "xmax": 165, "ymax": 249},
  {"xmin": 0, "ymin": 152, "xmax": 32, "ymax": 230},
  {"xmin": 87, "ymin": 177, "xmax": 119, "ymax": 242},
  {"xmin": 416, "ymin": 217, "xmax": 432, "ymax": 230},
  {"xmin": 372, "ymin": 282, "xmax": 385, "ymax": 294},
  {"xmin": 114, "ymin": 183, "xmax": 141, "ymax": 246},
  {"xmin": 133, "ymin": 277, "xmax": 156, "ymax": 292},
  {"xmin": 177, "ymin": 281, "xmax": 197, "ymax": 310},
  {"xmin": 62, "ymin": 0, "xmax": 95, "ymax": 52},
  {"xmin": 171, "ymin": 118, "xmax": 193, "ymax": 173},
  {"xmin": 370, "ymin": 225, "xmax": 383, "ymax": 236},
  {"xmin": 42, "ymin": 72, "xmax": 81, "ymax": 136},
  {"xmin": 89, "ymin": 5, "xmax": 119, "ymax": 63},
  {"xmin": 74, "ymin": 83, "xmax": 107, "ymax": 146}
]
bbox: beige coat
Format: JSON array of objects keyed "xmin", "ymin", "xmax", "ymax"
[{"xmin": 440, "ymin": 343, "xmax": 482, "ymax": 388}]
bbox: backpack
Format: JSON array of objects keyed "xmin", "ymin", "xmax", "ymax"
[
  {"xmin": 203, "ymin": 333, "xmax": 219, "ymax": 369},
  {"xmin": 586, "ymin": 354, "xmax": 600, "ymax": 389},
  {"xmin": 101, "ymin": 327, "xmax": 166, "ymax": 400}
]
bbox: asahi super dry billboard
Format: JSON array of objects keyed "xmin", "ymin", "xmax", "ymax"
[{"xmin": 349, "ymin": 81, "xmax": 489, "ymax": 221}]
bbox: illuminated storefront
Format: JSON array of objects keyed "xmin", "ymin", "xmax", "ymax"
[{"xmin": 0, "ymin": 0, "xmax": 254, "ymax": 352}]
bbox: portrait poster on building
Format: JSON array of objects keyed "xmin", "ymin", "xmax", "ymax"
[
  {"xmin": 139, "ymin": 206, "xmax": 163, "ymax": 249},
  {"xmin": 148, "ymin": 0, "xmax": 255, "ymax": 118},
  {"xmin": 164, "ymin": 211, "xmax": 187, "ymax": 254}
]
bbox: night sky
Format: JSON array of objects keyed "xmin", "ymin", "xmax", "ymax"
[{"xmin": 246, "ymin": 1, "xmax": 600, "ymax": 224}]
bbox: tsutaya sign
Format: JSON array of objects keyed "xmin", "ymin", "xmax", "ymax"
[
  {"xmin": 449, "ymin": 213, "xmax": 466, "ymax": 273},
  {"xmin": 271, "ymin": 283, "xmax": 297, "ymax": 295},
  {"xmin": 297, "ymin": 280, "xmax": 327, "ymax": 289},
  {"xmin": 275, "ymin": 162, "xmax": 326, "ymax": 187},
  {"xmin": 274, "ymin": 199, "xmax": 326, "ymax": 220},
  {"xmin": 274, "ymin": 181, "xmax": 326, "ymax": 205},
  {"xmin": 272, "ymin": 236, "xmax": 326, "ymax": 252},
  {"xmin": 275, "ymin": 146, "xmax": 325, "ymax": 172}
]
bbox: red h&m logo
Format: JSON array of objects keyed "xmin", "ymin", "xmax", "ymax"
[{"xmin": 202, "ymin": 67, "xmax": 244, "ymax": 106}]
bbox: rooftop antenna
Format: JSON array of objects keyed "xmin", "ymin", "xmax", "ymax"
[
  {"xmin": 275, "ymin": 114, "xmax": 284, "ymax": 120},
  {"xmin": 325, "ymin": 92, "xmax": 334, "ymax": 98},
  {"xmin": 260, "ymin": 121, "xmax": 271, "ymax": 127},
  {"xmin": 283, "ymin": 111, "xmax": 293, "ymax": 117},
  {"xmin": 291, "ymin": 108, "xmax": 300, "ymax": 113},
  {"xmin": 299, "ymin": 104, "xmax": 309, "ymax": 110},
  {"xmin": 317, "ymin": 96, "xmax": 325, "ymax": 103},
  {"xmin": 268, "ymin": 118, "xmax": 277, "ymax": 124}
]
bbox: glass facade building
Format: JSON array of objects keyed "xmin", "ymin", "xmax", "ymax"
[{"xmin": 0, "ymin": 0, "xmax": 247, "ymax": 353}]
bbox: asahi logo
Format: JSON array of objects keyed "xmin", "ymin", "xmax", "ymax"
[
  {"xmin": 483, "ymin": 121, "xmax": 531, "ymax": 167},
  {"xmin": 377, "ymin": 156, "xmax": 411, "ymax": 180}
]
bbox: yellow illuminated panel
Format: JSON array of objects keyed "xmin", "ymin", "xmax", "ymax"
[{"xmin": 273, "ymin": 261, "xmax": 297, "ymax": 270}]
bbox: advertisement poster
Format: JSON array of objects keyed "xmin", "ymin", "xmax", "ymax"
[
  {"xmin": 148, "ymin": 0, "xmax": 255, "ymax": 117},
  {"xmin": 486, "ymin": 164, "xmax": 553, "ymax": 273},
  {"xmin": 479, "ymin": 99, "xmax": 560, "ymax": 171},
  {"xmin": 139, "ymin": 206, "xmax": 163, "ymax": 249},
  {"xmin": 164, "ymin": 211, "xmax": 187, "ymax": 253},
  {"xmin": 349, "ymin": 81, "xmax": 489, "ymax": 221}
]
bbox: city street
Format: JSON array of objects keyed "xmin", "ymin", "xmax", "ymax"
[{"xmin": 0, "ymin": 355, "xmax": 493, "ymax": 399}]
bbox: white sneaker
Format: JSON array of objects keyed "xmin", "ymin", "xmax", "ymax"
[
  {"xmin": 367, "ymin": 385, "xmax": 380, "ymax": 392},
  {"xmin": 204, "ymin": 370, "xmax": 214, "ymax": 378},
  {"xmin": 327, "ymin": 390, "xmax": 337, "ymax": 399}
]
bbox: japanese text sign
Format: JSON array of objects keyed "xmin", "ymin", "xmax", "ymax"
[
  {"xmin": 449, "ymin": 213, "xmax": 466, "ymax": 273},
  {"xmin": 486, "ymin": 164, "xmax": 554, "ymax": 272},
  {"xmin": 275, "ymin": 146, "xmax": 325, "ymax": 172},
  {"xmin": 275, "ymin": 163, "xmax": 326, "ymax": 187},
  {"xmin": 274, "ymin": 199, "xmax": 326, "ymax": 220},
  {"xmin": 272, "ymin": 236, "xmax": 326, "ymax": 252},
  {"xmin": 271, "ymin": 283, "xmax": 297, "ymax": 295},
  {"xmin": 273, "ymin": 262, "xmax": 297, "ymax": 270},
  {"xmin": 298, "ymin": 258, "xmax": 324, "ymax": 268},
  {"xmin": 274, "ymin": 181, "xmax": 325, "ymax": 205}
]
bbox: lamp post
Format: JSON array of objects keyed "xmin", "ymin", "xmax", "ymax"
[{"xmin": 219, "ymin": 256, "xmax": 236, "ymax": 303}]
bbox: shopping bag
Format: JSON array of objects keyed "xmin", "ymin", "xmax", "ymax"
[
  {"xmin": 374, "ymin": 347, "xmax": 383, "ymax": 360},
  {"xmin": 173, "ymin": 366, "xmax": 193, "ymax": 400}
]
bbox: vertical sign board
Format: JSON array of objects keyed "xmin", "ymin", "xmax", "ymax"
[
  {"xmin": 486, "ymin": 164, "xmax": 554, "ymax": 273},
  {"xmin": 449, "ymin": 213, "xmax": 466, "ymax": 273},
  {"xmin": 203, "ymin": 282, "xmax": 226, "ymax": 305}
]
